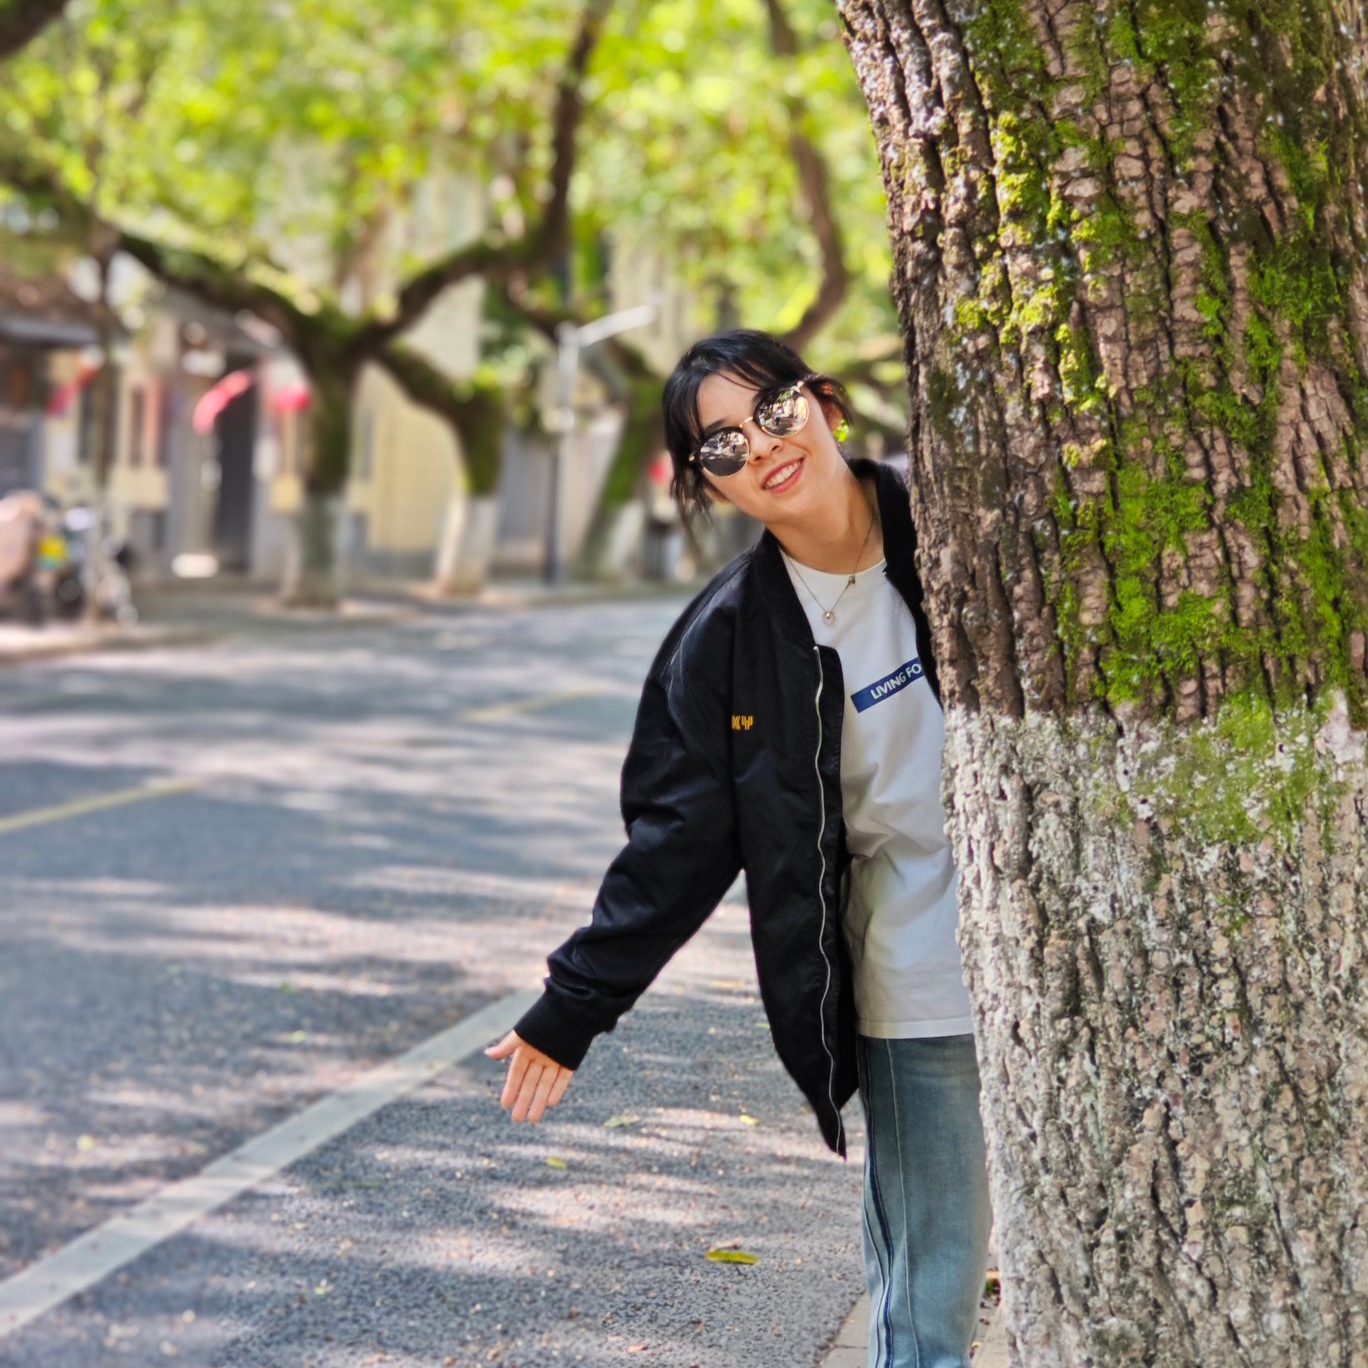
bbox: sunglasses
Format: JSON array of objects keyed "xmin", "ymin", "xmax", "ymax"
[{"xmin": 691, "ymin": 375, "xmax": 819, "ymax": 476}]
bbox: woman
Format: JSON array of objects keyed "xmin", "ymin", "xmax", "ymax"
[{"xmin": 487, "ymin": 329, "xmax": 992, "ymax": 1368}]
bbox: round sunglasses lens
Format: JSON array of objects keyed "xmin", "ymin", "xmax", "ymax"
[
  {"xmin": 756, "ymin": 387, "xmax": 808, "ymax": 436},
  {"xmin": 698, "ymin": 429, "xmax": 749, "ymax": 475}
]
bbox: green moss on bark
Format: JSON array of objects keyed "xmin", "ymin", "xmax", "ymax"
[{"xmin": 940, "ymin": 0, "xmax": 1368, "ymax": 723}]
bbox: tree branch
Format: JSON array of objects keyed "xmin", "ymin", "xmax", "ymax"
[
  {"xmin": 114, "ymin": 227, "xmax": 322, "ymax": 347},
  {"xmin": 0, "ymin": 0, "xmax": 69, "ymax": 60},
  {"xmin": 762, "ymin": 0, "xmax": 851, "ymax": 352},
  {"xmin": 352, "ymin": 0, "xmax": 612, "ymax": 354},
  {"xmin": 525, "ymin": 0, "xmax": 612, "ymax": 266},
  {"xmin": 0, "ymin": 143, "xmax": 337, "ymax": 350},
  {"xmin": 375, "ymin": 340, "xmax": 467, "ymax": 426}
]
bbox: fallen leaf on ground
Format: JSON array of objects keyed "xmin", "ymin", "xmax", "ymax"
[
  {"xmin": 603, "ymin": 1114, "xmax": 640, "ymax": 1129},
  {"xmin": 705, "ymin": 1249, "xmax": 758, "ymax": 1265},
  {"xmin": 546, "ymin": 1156, "xmax": 568, "ymax": 1169}
]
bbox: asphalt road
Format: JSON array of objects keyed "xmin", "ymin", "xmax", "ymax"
[{"xmin": 0, "ymin": 596, "xmax": 866, "ymax": 1367}]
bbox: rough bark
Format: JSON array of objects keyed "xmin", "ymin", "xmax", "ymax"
[
  {"xmin": 948, "ymin": 705, "xmax": 1368, "ymax": 1366},
  {"xmin": 836, "ymin": 0, "xmax": 1368, "ymax": 1361},
  {"xmin": 0, "ymin": 0, "xmax": 69, "ymax": 61}
]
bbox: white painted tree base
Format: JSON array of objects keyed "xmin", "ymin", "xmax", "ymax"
[
  {"xmin": 280, "ymin": 493, "xmax": 344, "ymax": 608},
  {"xmin": 945, "ymin": 699, "xmax": 1368, "ymax": 1367},
  {"xmin": 576, "ymin": 500, "xmax": 646, "ymax": 583},
  {"xmin": 432, "ymin": 494, "xmax": 500, "ymax": 595}
]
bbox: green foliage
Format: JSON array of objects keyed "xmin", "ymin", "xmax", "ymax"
[
  {"xmin": 2, "ymin": 0, "xmax": 901, "ymax": 476},
  {"xmin": 579, "ymin": 0, "xmax": 900, "ymax": 367},
  {"xmin": 1, "ymin": 0, "xmax": 590, "ymax": 305}
]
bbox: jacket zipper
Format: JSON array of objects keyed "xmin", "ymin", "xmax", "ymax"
[{"xmin": 811, "ymin": 646, "xmax": 844, "ymax": 1152}]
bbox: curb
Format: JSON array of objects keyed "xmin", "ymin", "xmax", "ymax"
[
  {"xmin": 0, "ymin": 625, "xmax": 221, "ymax": 667},
  {"xmin": 358, "ymin": 579, "xmax": 700, "ymax": 616}
]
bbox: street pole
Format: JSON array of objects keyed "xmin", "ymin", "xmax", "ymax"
[
  {"xmin": 546, "ymin": 324, "xmax": 579, "ymax": 586},
  {"xmin": 544, "ymin": 302, "xmax": 659, "ymax": 585}
]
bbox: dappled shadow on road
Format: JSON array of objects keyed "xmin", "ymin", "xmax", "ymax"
[
  {"xmin": 0, "ymin": 605, "xmax": 682, "ymax": 1288},
  {"xmin": 0, "ymin": 602, "xmax": 871, "ymax": 1365},
  {"xmin": 0, "ymin": 948, "xmax": 867, "ymax": 1368}
]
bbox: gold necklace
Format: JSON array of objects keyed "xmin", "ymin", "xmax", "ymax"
[{"xmin": 784, "ymin": 507, "xmax": 878, "ymax": 624}]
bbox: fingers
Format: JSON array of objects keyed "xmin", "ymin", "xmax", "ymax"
[
  {"xmin": 524, "ymin": 1065, "xmax": 559, "ymax": 1123},
  {"xmin": 490, "ymin": 1036, "xmax": 574, "ymax": 1123},
  {"xmin": 484, "ymin": 1030, "xmax": 520, "ymax": 1061},
  {"xmin": 547, "ymin": 1068, "xmax": 573, "ymax": 1109},
  {"xmin": 509, "ymin": 1058, "xmax": 542, "ymax": 1121},
  {"xmin": 500, "ymin": 1049, "xmax": 530, "ymax": 1111}
]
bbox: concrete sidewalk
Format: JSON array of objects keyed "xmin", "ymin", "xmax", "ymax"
[
  {"xmin": 822, "ymin": 1290, "xmax": 1008, "ymax": 1367},
  {"xmin": 0, "ymin": 619, "xmax": 218, "ymax": 666},
  {"xmin": 0, "ymin": 573, "xmax": 691, "ymax": 665}
]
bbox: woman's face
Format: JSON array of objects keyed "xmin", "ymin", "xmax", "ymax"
[{"xmin": 694, "ymin": 371, "xmax": 846, "ymax": 533}]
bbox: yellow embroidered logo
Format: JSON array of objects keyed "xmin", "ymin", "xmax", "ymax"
[{"xmin": 731, "ymin": 714, "xmax": 754, "ymax": 732}]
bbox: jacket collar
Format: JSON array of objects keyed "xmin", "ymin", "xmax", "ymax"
[{"xmin": 751, "ymin": 458, "xmax": 916, "ymax": 639}]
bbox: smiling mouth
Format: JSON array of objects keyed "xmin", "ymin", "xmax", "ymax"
[{"xmin": 763, "ymin": 459, "xmax": 802, "ymax": 490}]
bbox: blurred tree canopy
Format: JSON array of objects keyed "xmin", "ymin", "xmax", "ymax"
[
  {"xmin": 0, "ymin": 0, "xmax": 909, "ymax": 589},
  {"xmin": 1, "ymin": 0, "xmax": 900, "ymax": 366}
]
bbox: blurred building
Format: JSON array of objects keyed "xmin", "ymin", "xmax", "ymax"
[
  {"xmin": 1, "ymin": 172, "xmax": 701, "ymax": 588},
  {"xmin": 0, "ymin": 262, "xmax": 102, "ymax": 497}
]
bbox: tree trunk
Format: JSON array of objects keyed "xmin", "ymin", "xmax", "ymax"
[
  {"xmin": 281, "ymin": 490, "xmax": 345, "ymax": 608},
  {"xmin": 0, "ymin": 0, "xmax": 71, "ymax": 61},
  {"xmin": 281, "ymin": 374, "xmax": 353, "ymax": 607},
  {"xmin": 577, "ymin": 370, "xmax": 662, "ymax": 581},
  {"xmin": 433, "ymin": 493, "xmax": 500, "ymax": 595},
  {"xmin": 836, "ymin": 0, "xmax": 1368, "ymax": 1362},
  {"xmin": 575, "ymin": 499, "xmax": 646, "ymax": 582},
  {"xmin": 428, "ymin": 377, "xmax": 509, "ymax": 596}
]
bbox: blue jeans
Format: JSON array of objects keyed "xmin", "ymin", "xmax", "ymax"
[{"xmin": 857, "ymin": 1034, "xmax": 993, "ymax": 1368}]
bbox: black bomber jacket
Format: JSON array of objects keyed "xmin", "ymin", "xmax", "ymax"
[{"xmin": 513, "ymin": 459, "xmax": 941, "ymax": 1156}]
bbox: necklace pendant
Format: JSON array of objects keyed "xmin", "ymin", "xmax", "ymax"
[
  {"xmin": 846, "ymin": 575, "xmax": 856, "ymax": 586},
  {"xmin": 823, "ymin": 610, "xmax": 835, "ymax": 623}
]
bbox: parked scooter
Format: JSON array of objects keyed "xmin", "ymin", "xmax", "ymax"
[
  {"xmin": 0, "ymin": 491, "xmax": 58, "ymax": 624},
  {"xmin": 55, "ymin": 504, "xmax": 138, "ymax": 626}
]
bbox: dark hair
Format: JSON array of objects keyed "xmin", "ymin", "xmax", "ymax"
[{"xmin": 661, "ymin": 329, "xmax": 854, "ymax": 527}]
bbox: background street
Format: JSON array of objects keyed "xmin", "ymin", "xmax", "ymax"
[{"xmin": 0, "ymin": 596, "xmax": 868, "ymax": 1367}]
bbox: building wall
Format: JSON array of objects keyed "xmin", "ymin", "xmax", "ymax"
[{"xmin": 345, "ymin": 361, "xmax": 458, "ymax": 578}]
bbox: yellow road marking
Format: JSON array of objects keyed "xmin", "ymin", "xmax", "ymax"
[
  {"xmin": 0, "ymin": 778, "xmax": 199, "ymax": 835},
  {"xmin": 460, "ymin": 687, "xmax": 599, "ymax": 725}
]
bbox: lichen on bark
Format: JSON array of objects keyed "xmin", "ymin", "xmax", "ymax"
[{"xmin": 944, "ymin": 700, "xmax": 1368, "ymax": 1366}]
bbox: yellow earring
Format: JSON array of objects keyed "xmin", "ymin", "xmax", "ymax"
[{"xmin": 833, "ymin": 418, "xmax": 850, "ymax": 443}]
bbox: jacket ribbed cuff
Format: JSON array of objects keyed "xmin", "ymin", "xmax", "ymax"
[{"xmin": 513, "ymin": 991, "xmax": 604, "ymax": 1071}]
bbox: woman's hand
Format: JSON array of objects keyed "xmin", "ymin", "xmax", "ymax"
[{"xmin": 485, "ymin": 1030, "xmax": 575, "ymax": 1122}]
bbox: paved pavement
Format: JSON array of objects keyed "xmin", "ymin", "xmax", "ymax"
[
  {"xmin": 0, "ymin": 590, "xmax": 870, "ymax": 1366},
  {"xmin": 0, "ymin": 581, "xmax": 1012, "ymax": 1366},
  {"xmin": 821, "ymin": 1291, "xmax": 1007, "ymax": 1367}
]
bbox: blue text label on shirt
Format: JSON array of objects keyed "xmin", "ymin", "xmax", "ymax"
[{"xmin": 851, "ymin": 657, "xmax": 924, "ymax": 713}]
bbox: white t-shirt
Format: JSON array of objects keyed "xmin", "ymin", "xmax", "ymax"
[{"xmin": 783, "ymin": 553, "xmax": 973, "ymax": 1039}]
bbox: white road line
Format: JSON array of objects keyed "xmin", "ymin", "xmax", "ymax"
[
  {"xmin": 0, "ymin": 988, "xmax": 539, "ymax": 1342},
  {"xmin": 459, "ymin": 687, "xmax": 598, "ymax": 724}
]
